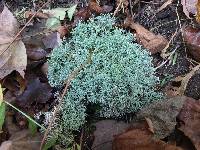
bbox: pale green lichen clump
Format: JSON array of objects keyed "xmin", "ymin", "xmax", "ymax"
[{"xmin": 48, "ymin": 14, "xmax": 163, "ymax": 132}]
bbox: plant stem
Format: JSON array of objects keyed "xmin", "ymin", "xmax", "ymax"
[{"xmin": 4, "ymin": 101, "xmax": 46, "ymax": 130}]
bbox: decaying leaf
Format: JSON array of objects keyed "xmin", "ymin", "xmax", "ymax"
[
  {"xmin": 92, "ymin": 120, "xmax": 130, "ymax": 150},
  {"xmin": 113, "ymin": 121, "xmax": 183, "ymax": 150},
  {"xmin": 137, "ymin": 96, "xmax": 186, "ymax": 139},
  {"xmin": 89, "ymin": 0, "xmax": 113, "ymax": 14},
  {"xmin": 183, "ymin": 26, "xmax": 200, "ymax": 61},
  {"xmin": 0, "ymin": 116, "xmax": 42, "ymax": 150},
  {"xmin": 42, "ymin": 32, "xmax": 62, "ymax": 49},
  {"xmin": 177, "ymin": 98, "xmax": 200, "ymax": 150},
  {"xmin": 124, "ymin": 17, "xmax": 168, "ymax": 54},
  {"xmin": 26, "ymin": 45, "xmax": 47, "ymax": 61},
  {"xmin": 181, "ymin": 0, "xmax": 197, "ymax": 19},
  {"xmin": 0, "ymin": 6, "xmax": 27, "ymax": 79},
  {"xmin": 16, "ymin": 78, "xmax": 52, "ymax": 107}
]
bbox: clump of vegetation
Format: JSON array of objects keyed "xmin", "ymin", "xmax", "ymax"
[{"xmin": 47, "ymin": 14, "xmax": 163, "ymax": 144}]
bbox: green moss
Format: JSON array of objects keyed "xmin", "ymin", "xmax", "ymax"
[{"xmin": 48, "ymin": 14, "xmax": 163, "ymax": 132}]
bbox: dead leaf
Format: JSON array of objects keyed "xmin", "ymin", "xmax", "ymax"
[
  {"xmin": 145, "ymin": 117, "xmax": 154, "ymax": 133},
  {"xmin": 181, "ymin": 0, "xmax": 197, "ymax": 19},
  {"xmin": 26, "ymin": 45, "xmax": 47, "ymax": 60},
  {"xmin": 113, "ymin": 121, "xmax": 183, "ymax": 150},
  {"xmin": 92, "ymin": 120, "xmax": 130, "ymax": 150},
  {"xmin": 73, "ymin": 7, "xmax": 91, "ymax": 25},
  {"xmin": 137, "ymin": 96, "xmax": 186, "ymax": 139},
  {"xmin": 24, "ymin": 11, "xmax": 49, "ymax": 19},
  {"xmin": 197, "ymin": 0, "xmax": 200, "ymax": 22},
  {"xmin": 124, "ymin": 17, "xmax": 168, "ymax": 54},
  {"xmin": 177, "ymin": 98, "xmax": 200, "ymax": 150},
  {"xmin": 0, "ymin": 6, "xmax": 27, "ymax": 79},
  {"xmin": 0, "ymin": 116, "xmax": 42, "ymax": 150},
  {"xmin": 183, "ymin": 26, "xmax": 200, "ymax": 61},
  {"xmin": 42, "ymin": 32, "xmax": 62, "ymax": 49},
  {"xmin": 88, "ymin": 1, "xmax": 113, "ymax": 14},
  {"xmin": 16, "ymin": 78, "xmax": 52, "ymax": 108}
]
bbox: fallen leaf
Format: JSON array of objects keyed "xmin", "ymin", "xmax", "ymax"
[
  {"xmin": 145, "ymin": 117, "xmax": 154, "ymax": 133},
  {"xmin": 43, "ymin": 8, "xmax": 67, "ymax": 20},
  {"xmin": 92, "ymin": 120, "xmax": 130, "ymax": 150},
  {"xmin": 197, "ymin": 0, "xmax": 200, "ymax": 22},
  {"xmin": 137, "ymin": 96, "xmax": 186, "ymax": 139},
  {"xmin": 26, "ymin": 45, "xmax": 47, "ymax": 61},
  {"xmin": 46, "ymin": 17, "xmax": 61, "ymax": 30},
  {"xmin": 42, "ymin": 32, "xmax": 62, "ymax": 49},
  {"xmin": 0, "ymin": 116, "xmax": 42, "ymax": 150},
  {"xmin": 57, "ymin": 25, "xmax": 69, "ymax": 38},
  {"xmin": 73, "ymin": 7, "xmax": 91, "ymax": 25},
  {"xmin": 113, "ymin": 121, "xmax": 183, "ymax": 150},
  {"xmin": 177, "ymin": 98, "xmax": 200, "ymax": 150},
  {"xmin": 88, "ymin": 0, "xmax": 113, "ymax": 14},
  {"xmin": 181, "ymin": 0, "xmax": 197, "ymax": 18},
  {"xmin": 124, "ymin": 17, "xmax": 168, "ymax": 54},
  {"xmin": 0, "ymin": 6, "xmax": 27, "ymax": 79},
  {"xmin": 24, "ymin": 11, "xmax": 49, "ymax": 19},
  {"xmin": 67, "ymin": 4, "xmax": 77, "ymax": 21},
  {"xmin": 16, "ymin": 78, "xmax": 52, "ymax": 108},
  {"xmin": 183, "ymin": 26, "xmax": 200, "ymax": 61}
]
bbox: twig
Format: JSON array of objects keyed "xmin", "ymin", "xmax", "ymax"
[
  {"xmin": 80, "ymin": 128, "xmax": 84, "ymax": 150},
  {"xmin": 0, "ymin": 0, "xmax": 51, "ymax": 56},
  {"xmin": 40, "ymin": 62, "xmax": 88, "ymax": 150}
]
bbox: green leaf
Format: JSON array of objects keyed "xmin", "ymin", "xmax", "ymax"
[
  {"xmin": 28, "ymin": 119, "xmax": 37, "ymax": 135},
  {"xmin": 46, "ymin": 17, "xmax": 61, "ymax": 29},
  {"xmin": 0, "ymin": 84, "xmax": 3, "ymax": 106},
  {"xmin": 0, "ymin": 102, "xmax": 6, "ymax": 131},
  {"xmin": 67, "ymin": 4, "xmax": 77, "ymax": 21},
  {"xmin": 42, "ymin": 137, "xmax": 57, "ymax": 150}
]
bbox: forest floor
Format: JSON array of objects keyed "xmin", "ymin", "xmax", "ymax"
[{"xmin": 0, "ymin": 0, "xmax": 200, "ymax": 150}]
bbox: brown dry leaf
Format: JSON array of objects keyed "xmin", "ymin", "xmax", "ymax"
[
  {"xmin": 181, "ymin": 0, "xmax": 197, "ymax": 19},
  {"xmin": 113, "ymin": 121, "xmax": 183, "ymax": 150},
  {"xmin": 124, "ymin": 17, "xmax": 168, "ymax": 54},
  {"xmin": 177, "ymin": 98, "xmax": 200, "ymax": 150},
  {"xmin": 145, "ymin": 117, "xmax": 154, "ymax": 133},
  {"xmin": 0, "ymin": 116, "xmax": 42, "ymax": 150},
  {"xmin": 16, "ymin": 78, "xmax": 52, "ymax": 108},
  {"xmin": 0, "ymin": 6, "xmax": 27, "ymax": 79},
  {"xmin": 88, "ymin": 0, "xmax": 113, "ymax": 14},
  {"xmin": 137, "ymin": 96, "xmax": 186, "ymax": 139},
  {"xmin": 26, "ymin": 44, "xmax": 47, "ymax": 61},
  {"xmin": 183, "ymin": 26, "xmax": 200, "ymax": 61},
  {"xmin": 92, "ymin": 120, "xmax": 130, "ymax": 150},
  {"xmin": 24, "ymin": 11, "xmax": 49, "ymax": 19},
  {"xmin": 42, "ymin": 32, "xmax": 62, "ymax": 49}
]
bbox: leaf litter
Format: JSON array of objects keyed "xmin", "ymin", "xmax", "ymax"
[{"xmin": 0, "ymin": 0, "xmax": 200, "ymax": 150}]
